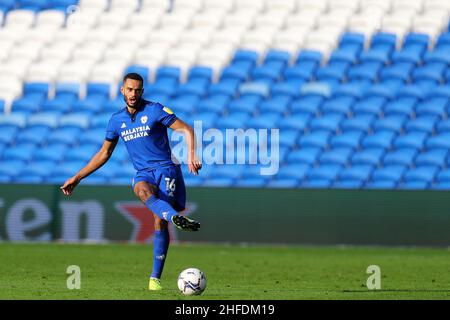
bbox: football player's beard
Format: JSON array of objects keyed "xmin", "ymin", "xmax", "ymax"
[{"xmin": 124, "ymin": 95, "xmax": 141, "ymax": 109}]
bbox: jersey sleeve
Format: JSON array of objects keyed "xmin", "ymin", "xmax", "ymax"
[
  {"xmin": 105, "ymin": 116, "xmax": 119, "ymax": 141},
  {"xmin": 155, "ymin": 103, "xmax": 178, "ymax": 127}
]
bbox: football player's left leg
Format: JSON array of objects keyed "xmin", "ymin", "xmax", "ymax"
[{"xmin": 150, "ymin": 216, "xmax": 169, "ymax": 287}]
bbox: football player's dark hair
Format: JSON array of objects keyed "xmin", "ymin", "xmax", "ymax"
[{"xmin": 123, "ymin": 72, "xmax": 144, "ymax": 84}]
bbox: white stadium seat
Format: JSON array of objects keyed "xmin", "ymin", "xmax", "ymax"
[
  {"xmin": 78, "ymin": 0, "xmax": 109, "ymax": 12},
  {"xmin": 296, "ymin": 0, "xmax": 329, "ymax": 13},
  {"xmin": 172, "ymin": 0, "xmax": 204, "ymax": 12},
  {"xmin": 190, "ymin": 9, "xmax": 226, "ymax": 29},
  {"xmin": 109, "ymin": 0, "xmax": 140, "ymax": 11},
  {"xmin": 35, "ymin": 10, "xmax": 66, "ymax": 28},
  {"xmin": 5, "ymin": 10, "xmax": 35, "ymax": 28},
  {"xmin": 424, "ymin": 0, "xmax": 450, "ymax": 12},
  {"xmin": 140, "ymin": 0, "xmax": 169, "ymax": 12},
  {"xmin": 285, "ymin": 11, "xmax": 319, "ymax": 29},
  {"xmin": 127, "ymin": 10, "xmax": 163, "ymax": 29},
  {"xmin": 203, "ymin": 0, "xmax": 235, "ymax": 12}
]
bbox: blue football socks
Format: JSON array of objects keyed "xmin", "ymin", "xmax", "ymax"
[
  {"xmin": 151, "ymin": 229, "xmax": 170, "ymax": 279},
  {"xmin": 145, "ymin": 196, "xmax": 178, "ymax": 222}
]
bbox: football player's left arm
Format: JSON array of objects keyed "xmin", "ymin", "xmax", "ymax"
[{"xmin": 170, "ymin": 119, "xmax": 202, "ymax": 175}]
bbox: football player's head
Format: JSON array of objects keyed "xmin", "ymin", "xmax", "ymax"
[{"xmin": 121, "ymin": 73, "xmax": 144, "ymax": 108}]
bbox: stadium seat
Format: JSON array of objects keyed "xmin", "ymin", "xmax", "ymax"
[
  {"xmin": 287, "ymin": 147, "xmax": 321, "ymax": 165},
  {"xmin": 365, "ymin": 180, "xmax": 397, "ymax": 189},
  {"xmin": 3, "ymin": 143, "xmax": 37, "ymax": 162},
  {"xmin": 234, "ymin": 178, "xmax": 267, "ymax": 188},
  {"xmin": 371, "ymin": 165, "xmax": 407, "ymax": 182},
  {"xmin": 426, "ymin": 133, "xmax": 450, "ymax": 149},
  {"xmin": 15, "ymin": 126, "xmax": 51, "ymax": 145},
  {"xmin": 34, "ymin": 143, "xmax": 68, "ymax": 162},
  {"xmin": 0, "ymin": 160, "xmax": 26, "ymax": 178},
  {"xmin": 307, "ymin": 164, "xmax": 342, "ymax": 181},
  {"xmin": 393, "ymin": 132, "xmax": 428, "ymax": 150},
  {"xmin": 298, "ymin": 131, "xmax": 331, "ymax": 149},
  {"xmin": 351, "ymin": 148, "xmax": 385, "ymax": 166},
  {"xmin": 290, "ymin": 95, "xmax": 324, "ymax": 115},
  {"xmin": 309, "ymin": 114, "xmax": 343, "ymax": 132},
  {"xmin": 267, "ymin": 178, "xmax": 299, "ymax": 188},
  {"xmin": 362, "ymin": 131, "xmax": 396, "ymax": 149},
  {"xmin": 383, "ymin": 148, "xmax": 418, "ymax": 166},
  {"xmin": 319, "ymin": 148, "xmax": 353, "ymax": 166},
  {"xmin": 352, "ymin": 96, "xmax": 386, "ymax": 116},
  {"xmin": 340, "ymin": 115, "xmax": 375, "ymax": 133},
  {"xmin": 329, "ymin": 131, "xmax": 364, "ymax": 150},
  {"xmin": 46, "ymin": 127, "xmax": 82, "ymax": 146},
  {"xmin": 333, "ymin": 179, "xmax": 364, "ymax": 189},
  {"xmin": 373, "ymin": 115, "xmax": 407, "ymax": 133},
  {"xmin": 277, "ymin": 113, "xmax": 311, "ymax": 131},
  {"xmin": 415, "ymin": 149, "xmax": 448, "ymax": 167},
  {"xmin": 301, "ymin": 179, "xmax": 332, "ymax": 189},
  {"xmin": 403, "ymin": 166, "xmax": 439, "ymax": 183},
  {"xmin": 405, "ymin": 116, "xmax": 437, "ymax": 134}
]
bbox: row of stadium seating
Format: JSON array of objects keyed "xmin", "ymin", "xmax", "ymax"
[{"xmin": 1, "ymin": 0, "xmax": 450, "ymax": 190}]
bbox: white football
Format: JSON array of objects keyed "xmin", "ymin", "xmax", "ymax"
[{"xmin": 177, "ymin": 268, "xmax": 207, "ymax": 295}]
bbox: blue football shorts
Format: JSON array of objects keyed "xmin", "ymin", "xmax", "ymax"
[{"xmin": 132, "ymin": 165, "xmax": 186, "ymax": 212}]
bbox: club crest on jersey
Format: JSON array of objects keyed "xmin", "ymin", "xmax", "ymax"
[
  {"xmin": 121, "ymin": 122, "xmax": 126, "ymax": 128},
  {"xmin": 141, "ymin": 116, "xmax": 148, "ymax": 124}
]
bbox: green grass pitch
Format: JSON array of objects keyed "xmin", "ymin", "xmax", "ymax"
[{"xmin": 0, "ymin": 243, "xmax": 449, "ymax": 300}]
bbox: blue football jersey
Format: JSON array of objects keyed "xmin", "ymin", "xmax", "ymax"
[{"xmin": 105, "ymin": 100, "xmax": 178, "ymax": 171}]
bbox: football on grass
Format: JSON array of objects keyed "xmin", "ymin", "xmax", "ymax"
[{"xmin": 177, "ymin": 268, "xmax": 207, "ymax": 295}]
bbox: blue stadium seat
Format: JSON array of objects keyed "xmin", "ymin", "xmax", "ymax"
[
  {"xmin": 55, "ymin": 83, "xmax": 80, "ymax": 99},
  {"xmin": 12, "ymin": 93, "xmax": 46, "ymax": 114},
  {"xmin": 0, "ymin": 126, "xmax": 19, "ymax": 145},
  {"xmin": 405, "ymin": 116, "xmax": 437, "ymax": 133},
  {"xmin": 351, "ymin": 148, "xmax": 385, "ymax": 166},
  {"xmin": 259, "ymin": 96, "xmax": 291, "ymax": 114},
  {"xmin": 0, "ymin": 0, "xmax": 15, "ymax": 12},
  {"xmin": 188, "ymin": 66, "xmax": 213, "ymax": 82},
  {"xmin": 245, "ymin": 113, "xmax": 280, "ymax": 129},
  {"xmin": 78, "ymin": 128, "xmax": 105, "ymax": 146},
  {"xmin": 416, "ymin": 97, "xmax": 449, "ymax": 118},
  {"xmin": 359, "ymin": 47, "xmax": 391, "ymax": 65},
  {"xmin": 252, "ymin": 61, "xmax": 285, "ymax": 82},
  {"xmin": 340, "ymin": 115, "xmax": 375, "ymax": 133},
  {"xmin": 365, "ymin": 180, "xmax": 397, "ymax": 189},
  {"xmin": 391, "ymin": 46, "xmax": 424, "ymax": 66},
  {"xmin": 278, "ymin": 130, "xmax": 300, "ymax": 148},
  {"xmin": 3, "ymin": 143, "xmax": 37, "ymax": 162},
  {"xmin": 271, "ymin": 82, "xmax": 302, "ymax": 99},
  {"xmin": 352, "ymin": 96, "xmax": 386, "ymax": 116},
  {"xmin": 232, "ymin": 50, "xmax": 259, "ymax": 66},
  {"xmin": 372, "ymin": 165, "xmax": 407, "ymax": 182},
  {"xmin": 176, "ymin": 79, "xmax": 209, "ymax": 98},
  {"xmin": 329, "ymin": 47, "xmax": 359, "ymax": 65},
  {"xmin": 0, "ymin": 160, "xmax": 26, "ymax": 177},
  {"xmin": 380, "ymin": 62, "xmax": 414, "ymax": 83},
  {"xmin": 46, "ymin": 127, "xmax": 82, "ymax": 146},
  {"xmin": 13, "ymin": 175, "xmax": 45, "ymax": 184},
  {"xmin": 0, "ymin": 174, "xmax": 12, "ymax": 183},
  {"xmin": 221, "ymin": 65, "xmax": 251, "ymax": 82},
  {"xmin": 383, "ymin": 97, "xmax": 417, "ymax": 117},
  {"xmin": 168, "ymin": 96, "xmax": 200, "ymax": 114},
  {"xmin": 196, "ymin": 95, "xmax": 230, "ymax": 114},
  {"xmin": 426, "ymin": 133, "xmax": 450, "ymax": 149},
  {"xmin": 373, "ymin": 115, "xmax": 407, "ymax": 132},
  {"xmin": 156, "ymin": 66, "xmax": 181, "ymax": 82},
  {"xmin": 86, "ymin": 82, "xmax": 111, "ymax": 99},
  {"xmin": 71, "ymin": 145, "xmax": 99, "ymax": 162},
  {"xmin": 383, "ymin": 148, "xmax": 417, "ymax": 166},
  {"xmin": 347, "ymin": 62, "xmax": 382, "ymax": 82},
  {"xmin": 287, "ymin": 147, "xmax": 321, "ymax": 165},
  {"xmin": 330, "ymin": 131, "xmax": 364, "ymax": 150},
  {"xmin": 17, "ymin": 0, "xmax": 49, "ymax": 11},
  {"xmin": 90, "ymin": 112, "xmax": 111, "ymax": 129},
  {"xmin": 423, "ymin": 49, "xmax": 450, "ymax": 66},
  {"xmin": 42, "ymin": 95, "xmax": 76, "ymax": 114},
  {"xmin": 23, "ymin": 82, "xmax": 49, "ymax": 97},
  {"xmin": 402, "ymin": 33, "xmax": 429, "ymax": 50},
  {"xmin": 34, "ymin": 143, "xmax": 68, "ymax": 162},
  {"xmin": 276, "ymin": 164, "xmax": 310, "ymax": 180},
  {"xmin": 295, "ymin": 50, "xmax": 322, "ymax": 65},
  {"xmin": 297, "ymin": 131, "xmax": 331, "ymax": 149},
  {"xmin": 190, "ymin": 112, "xmax": 218, "ymax": 129},
  {"xmin": 58, "ymin": 113, "xmax": 90, "ymax": 129},
  {"xmin": 362, "ymin": 131, "xmax": 396, "ymax": 149},
  {"xmin": 15, "ymin": 126, "xmax": 51, "ymax": 145},
  {"xmin": 290, "ymin": 95, "xmax": 324, "ymax": 115},
  {"xmin": 277, "ymin": 113, "xmax": 311, "ymax": 131},
  {"xmin": 72, "ymin": 95, "xmax": 107, "ymax": 115},
  {"xmin": 309, "ymin": 114, "xmax": 343, "ymax": 132},
  {"xmin": 415, "ymin": 149, "xmax": 448, "ymax": 167},
  {"xmin": 209, "ymin": 79, "xmax": 240, "ymax": 98},
  {"xmin": 393, "ymin": 131, "xmax": 428, "ymax": 150},
  {"xmin": 436, "ymin": 119, "xmax": 450, "ymax": 133},
  {"xmin": 113, "ymin": 164, "xmax": 136, "ymax": 179},
  {"xmin": 403, "ymin": 166, "xmax": 439, "ymax": 183},
  {"xmin": 284, "ymin": 62, "xmax": 317, "ymax": 81},
  {"xmin": 267, "ymin": 178, "xmax": 299, "ymax": 188},
  {"xmin": 19, "ymin": 161, "xmax": 55, "ymax": 179},
  {"xmin": 181, "ymin": 175, "xmax": 203, "ymax": 187},
  {"xmin": 321, "ymin": 96, "xmax": 354, "ymax": 115},
  {"xmin": 430, "ymin": 182, "xmax": 450, "ymax": 190},
  {"xmin": 264, "ymin": 49, "xmax": 291, "ymax": 66},
  {"xmin": 145, "ymin": 80, "xmax": 177, "ymax": 96},
  {"xmin": 216, "ymin": 113, "xmax": 250, "ymax": 129},
  {"xmin": 339, "ymin": 32, "xmax": 365, "ymax": 50},
  {"xmin": 239, "ymin": 82, "xmax": 270, "ymax": 100},
  {"xmin": 307, "ymin": 164, "xmax": 342, "ymax": 181},
  {"xmin": 437, "ymin": 169, "xmax": 450, "ymax": 182},
  {"xmin": 316, "ymin": 63, "xmax": 348, "ymax": 82},
  {"xmin": 27, "ymin": 112, "xmax": 59, "ymax": 129},
  {"xmin": 319, "ymin": 148, "xmax": 353, "ymax": 166},
  {"xmin": 301, "ymin": 179, "xmax": 332, "ymax": 189},
  {"xmin": 412, "ymin": 63, "xmax": 446, "ymax": 84},
  {"xmin": 339, "ymin": 165, "xmax": 373, "ymax": 181}
]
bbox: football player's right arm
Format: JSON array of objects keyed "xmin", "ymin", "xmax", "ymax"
[{"xmin": 60, "ymin": 139, "xmax": 118, "ymax": 195}]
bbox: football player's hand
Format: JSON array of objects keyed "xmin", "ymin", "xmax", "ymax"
[
  {"xmin": 60, "ymin": 176, "xmax": 80, "ymax": 196},
  {"xmin": 188, "ymin": 155, "xmax": 202, "ymax": 175}
]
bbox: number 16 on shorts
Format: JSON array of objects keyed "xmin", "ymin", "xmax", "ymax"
[{"xmin": 165, "ymin": 178, "xmax": 176, "ymax": 197}]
